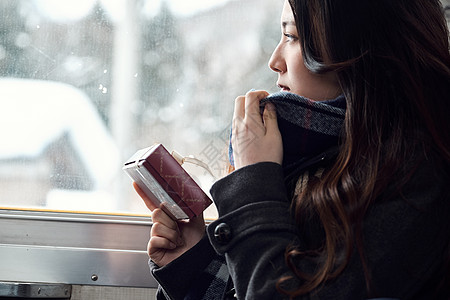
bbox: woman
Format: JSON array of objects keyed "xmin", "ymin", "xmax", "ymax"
[{"xmin": 135, "ymin": 0, "xmax": 450, "ymax": 298}]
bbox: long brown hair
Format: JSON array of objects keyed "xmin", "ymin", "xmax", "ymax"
[{"xmin": 277, "ymin": 0, "xmax": 450, "ymax": 297}]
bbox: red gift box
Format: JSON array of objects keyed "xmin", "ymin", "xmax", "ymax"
[{"xmin": 123, "ymin": 144, "xmax": 213, "ymax": 219}]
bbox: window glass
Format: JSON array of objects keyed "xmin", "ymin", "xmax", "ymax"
[{"xmin": 0, "ymin": 0, "xmax": 281, "ymax": 218}]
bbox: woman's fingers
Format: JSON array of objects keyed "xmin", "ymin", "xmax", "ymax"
[
  {"xmin": 231, "ymin": 90, "xmax": 282, "ymax": 169},
  {"xmin": 151, "ymin": 207, "xmax": 176, "ymax": 228},
  {"xmin": 233, "ymin": 90, "xmax": 269, "ymax": 128},
  {"xmin": 147, "ymin": 211, "xmax": 206, "ymax": 266},
  {"xmin": 232, "ymin": 90, "xmax": 267, "ymax": 155},
  {"xmin": 244, "ymin": 90, "xmax": 269, "ymax": 121},
  {"xmin": 148, "ymin": 235, "xmax": 177, "ymax": 252},
  {"xmin": 151, "ymin": 208, "xmax": 183, "ymax": 245},
  {"xmin": 233, "ymin": 95, "xmax": 245, "ymax": 123},
  {"xmin": 151, "ymin": 221, "xmax": 183, "ymax": 246}
]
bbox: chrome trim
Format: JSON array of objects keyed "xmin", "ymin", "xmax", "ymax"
[
  {"xmin": 0, "ymin": 209, "xmax": 153, "ymax": 225},
  {"xmin": 0, "ymin": 209, "xmax": 158, "ymax": 288},
  {"xmin": 0, "ymin": 281, "xmax": 71, "ymax": 298}
]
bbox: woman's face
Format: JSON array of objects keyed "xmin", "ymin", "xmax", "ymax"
[{"xmin": 268, "ymin": 0, "xmax": 341, "ymax": 101}]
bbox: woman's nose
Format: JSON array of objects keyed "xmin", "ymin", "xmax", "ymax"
[{"xmin": 268, "ymin": 42, "xmax": 284, "ymax": 73}]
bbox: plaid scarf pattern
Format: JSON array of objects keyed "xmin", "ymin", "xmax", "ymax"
[
  {"xmin": 229, "ymin": 91, "xmax": 346, "ymax": 171},
  {"xmin": 185, "ymin": 255, "xmax": 230, "ymax": 300}
]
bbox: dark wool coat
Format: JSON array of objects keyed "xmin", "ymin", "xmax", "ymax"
[{"xmin": 150, "ymin": 149, "xmax": 450, "ymax": 300}]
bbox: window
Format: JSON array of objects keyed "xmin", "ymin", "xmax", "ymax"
[{"xmin": 0, "ymin": 0, "xmax": 281, "ymax": 218}]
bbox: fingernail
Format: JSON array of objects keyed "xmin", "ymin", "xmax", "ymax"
[
  {"xmin": 247, "ymin": 88, "xmax": 256, "ymax": 93},
  {"xmin": 169, "ymin": 242, "xmax": 177, "ymax": 249}
]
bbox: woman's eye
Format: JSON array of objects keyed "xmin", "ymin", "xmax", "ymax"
[{"xmin": 283, "ymin": 33, "xmax": 297, "ymax": 42}]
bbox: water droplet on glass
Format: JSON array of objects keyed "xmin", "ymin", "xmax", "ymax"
[{"xmin": 98, "ymin": 84, "xmax": 107, "ymax": 93}]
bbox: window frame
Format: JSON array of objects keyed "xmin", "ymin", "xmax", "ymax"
[{"xmin": 0, "ymin": 209, "xmax": 158, "ymax": 288}]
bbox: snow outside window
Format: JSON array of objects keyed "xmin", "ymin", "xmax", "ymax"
[{"xmin": 0, "ymin": 0, "xmax": 281, "ymax": 219}]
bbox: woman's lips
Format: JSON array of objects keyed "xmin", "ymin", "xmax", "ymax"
[{"xmin": 278, "ymin": 84, "xmax": 290, "ymax": 92}]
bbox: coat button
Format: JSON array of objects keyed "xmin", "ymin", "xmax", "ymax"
[{"xmin": 214, "ymin": 223, "xmax": 232, "ymax": 244}]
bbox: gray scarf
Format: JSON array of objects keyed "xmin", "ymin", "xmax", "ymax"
[{"xmin": 229, "ymin": 91, "xmax": 346, "ymax": 173}]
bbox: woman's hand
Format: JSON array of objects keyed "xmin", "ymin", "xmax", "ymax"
[
  {"xmin": 232, "ymin": 90, "xmax": 283, "ymax": 169},
  {"xmin": 133, "ymin": 182, "xmax": 206, "ymax": 267}
]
